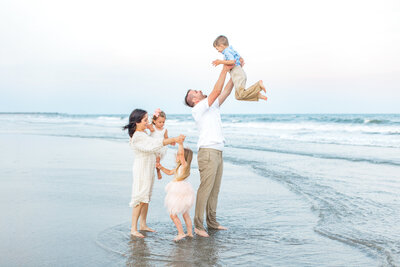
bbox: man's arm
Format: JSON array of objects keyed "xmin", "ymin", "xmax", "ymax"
[
  {"xmin": 207, "ymin": 65, "xmax": 231, "ymax": 107},
  {"xmin": 218, "ymin": 78, "xmax": 234, "ymax": 106},
  {"xmin": 212, "ymin": 59, "xmax": 235, "ymax": 66}
]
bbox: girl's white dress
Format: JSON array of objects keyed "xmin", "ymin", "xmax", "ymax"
[
  {"xmin": 150, "ymin": 128, "xmax": 168, "ymax": 160},
  {"xmin": 164, "ymin": 166, "xmax": 195, "ymax": 215},
  {"xmin": 129, "ymin": 131, "xmax": 164, "ymax": 207}
]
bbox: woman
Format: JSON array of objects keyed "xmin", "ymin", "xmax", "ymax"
[{"xmin": 123, "ymin": 109, "xmax": 185, "ymax": 238}]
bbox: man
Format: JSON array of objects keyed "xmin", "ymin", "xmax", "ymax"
[{"xmin": 184, "ymin": 65, "xmax": 234, "ymax": 237}]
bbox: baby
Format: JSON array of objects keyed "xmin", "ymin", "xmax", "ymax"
[{"xmin": 212, "ymin": 35, "xmax": 267, "ymax": 102}]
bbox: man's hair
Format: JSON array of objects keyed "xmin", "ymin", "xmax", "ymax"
[
  {"xmin": 213, "ymin": 35, "xmax": 229, "ymax": 47},
  {"xmin": 184, "ymin": 89, "xmax": 194, "ymax": 107}
]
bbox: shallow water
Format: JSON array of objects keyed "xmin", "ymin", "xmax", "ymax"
[{"xmin": 1, "ymin": 113, "xmax": 399, "ymax": 266}]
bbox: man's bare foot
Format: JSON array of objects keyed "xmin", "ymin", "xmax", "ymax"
[
  {"xmin": 194, "ymin": 228, "xmax": 209, "ymax": 237},
  {"xmin": 259, "ymin": 93, "xmax": 268, "ymax": 101},
  {"xmin": 216, "ymin": 225, "xmax": 228, "ymax": 230},
  {"xmin": 130, "ymin": 231, "xmax": 144, "ymax": 238},
  {"xmin": 173, "ymin": 233, "xmax": 186, "ymax": 242},
  {"xmin": 139, "ymin": 225, "xmax": 156, "ymax": 232},
  {"xmin": 186, "ymin": 233, "xmax": 194, "ymax": 238},
  {"xmin": 259, "ymin": 80, "xmax": 266, "ymax": 93}
]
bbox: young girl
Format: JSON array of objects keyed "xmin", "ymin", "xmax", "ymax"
[
  {"xmin": 156, "ymin": 142, "xmax": 195, "ymax": 242},
  {"xmin": 150, "ymin": 108, "xmax": 170, "ymax": 179}
]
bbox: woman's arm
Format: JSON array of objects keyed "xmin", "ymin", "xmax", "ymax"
[
  {"xmin": 163, "ymin": 135, "xmax": 185, "ymax": 146},
  {"xmin": 165, "ymin": 129, "xmax": 175, "ymax": 146}
]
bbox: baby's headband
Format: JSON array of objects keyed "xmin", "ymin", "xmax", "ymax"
[{"xmin": 153, "ymin": 108, "xmax": 161, "ymax": 118}]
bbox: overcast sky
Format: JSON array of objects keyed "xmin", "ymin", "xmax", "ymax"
[{"xmin": 1, "ymin": 0, "xmax": 399, "ymax": 114}]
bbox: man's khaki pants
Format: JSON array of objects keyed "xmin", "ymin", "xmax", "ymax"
[
  {"xmin": 231, "ymin": 65, "xmax": 262, "ymax": 101},
  {"xmin": 194, "ymin": 148, "xmax": 223, "ymax": 231}
]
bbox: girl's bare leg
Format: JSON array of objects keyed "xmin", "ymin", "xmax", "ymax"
[
  {"xmin": 131, "ymin": 203, "xmax": 144, "ymax": 238},
  {"xmin": 182, "ymin": 212, "xmax": 193, "ymax": 237},
  {"xmin": 139, "ymin": 203, "xmax": 155, "ymax": 232},
  {"xmin": 156, "ymin": 156, "xmax": 162, "ymax": 179},
  {"xmin": 170, "ymin": 214, "xmax": 186, "ymax": 241}
]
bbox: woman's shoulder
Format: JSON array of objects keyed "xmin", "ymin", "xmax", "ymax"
[{"xmin": 131, "ymin": 131, "xmax": 148, "ymax": 141}]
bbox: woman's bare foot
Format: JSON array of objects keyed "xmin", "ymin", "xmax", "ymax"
[
  {"xmin": 130, "ymin": 231, "xmax": 144, "ymax": 238},
  {"xmin": 194, "ymin": 228, "xmax": 209, "ymax": 237},
  {"xmin": 173, "ymin": 233, "xmax": 186, "ymax": 242},
  {"xmin": 259, "ymin": 80, "xmax": 266, "ymax": 93},
  {"xmin": 258, "ymin": 93, "xmax": 268, "ymax": 101},
  {"xmin": 139, "ymin": 225, "xmax": 156, "ymax": 232},
  {"xmin": 216, "ymin": 225, "xmax": 228, "ymax": 230}
]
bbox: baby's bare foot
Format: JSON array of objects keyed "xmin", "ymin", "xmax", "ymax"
[
  {"xmin": 259, "ymin": 80, "xmax": 266, "ymax": 93},
  {"xmin": 173, "ymin": 233, "xmax": 186, "ymax": 242},
  {"xmin": 130, "ymin": 231, "xmax": 144, "ymax": 238},
  {"xmin": 194, "ymin": 228, "xmax": 209, "ymax": 237},
  {"xmin": 258, "ymin": 93, "xmax": 268, "ymax": 101}
]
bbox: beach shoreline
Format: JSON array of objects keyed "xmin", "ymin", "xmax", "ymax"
[{"xmin": 0, "ymin": 133, "xmax": 381, "ymax": 266}]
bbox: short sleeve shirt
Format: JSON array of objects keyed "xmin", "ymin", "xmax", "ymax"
[
  {"xmin": 192, "ymin": 98, "xmax": 225, "ymax": 151},
  {"xmin": 222, "ymin": 46, "xmax": 241, "ymax": 66}
]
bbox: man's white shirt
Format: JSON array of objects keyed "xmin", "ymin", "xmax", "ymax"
[{"xmin": 192, "ymin": 98, "xmax": 225, "ymax": 151}]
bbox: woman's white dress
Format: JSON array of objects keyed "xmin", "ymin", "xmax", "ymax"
[
  {"xmin": 150, "ymin": 128, "xmax": 168, "ymax": 160},
  {"xmin": 129, "ymin": 131, "xmax": 164, "ymax": 207}
]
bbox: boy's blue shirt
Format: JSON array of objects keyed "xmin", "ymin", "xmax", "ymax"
[{"xmin": 222, "ymin": 46, "xmax": 241, "ymax": 66}]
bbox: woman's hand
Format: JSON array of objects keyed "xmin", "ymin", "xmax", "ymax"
[{"xmin": 156, "ymin": 163, "xmax": 162, "ymax": 169}]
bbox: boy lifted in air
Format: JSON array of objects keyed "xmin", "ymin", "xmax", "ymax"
[{"xmin": 212, "ymin": 35, "xmax": 267, "ymax": 102}]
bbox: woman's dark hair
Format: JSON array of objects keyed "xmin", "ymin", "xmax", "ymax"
[{"xmin": 123, "ymin": 109, "xmax": 147, "ymax": 137}]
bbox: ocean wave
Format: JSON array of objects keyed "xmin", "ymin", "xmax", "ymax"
[{"xmin": 225, "ymin": 144, "xmax": 400, "ymax": 167}]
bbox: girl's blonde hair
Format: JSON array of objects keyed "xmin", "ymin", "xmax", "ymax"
[{"xmin": 174, "ymin": 148, "xmax": 193, "ymax": 181}]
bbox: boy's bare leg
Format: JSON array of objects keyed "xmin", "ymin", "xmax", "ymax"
[
  {"xmin": 182, "ymin": 212, "xmax": 193, "ymax": 237},
  {"xmin": 259, "ymin": 80, "xmax": 267, "ymax": 93},
  {"xmin": 170, "ymin": 214, "xmax": 186, "ymax": 241},
  {"xmin": 259, "ymin": 93, "xmax": 268, "ymax": 101},
  {"xmin": 131, "ymin": 203, "xmax": 145, "ymax": 238},
  {"xmin": 156, "ymin": 157, "xmax": 162, "ymax": 179},
  {"xmin": 139, "ymin": 203, "xmax": 156, "ymax": 232}
]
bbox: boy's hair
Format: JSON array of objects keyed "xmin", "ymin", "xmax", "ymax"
[
  {"xmin": 213, "ymin": 35, "xmax": 229, "ymax": 47},
  {"xmin": 152, "ymin": 110, "xmax": 166, "ymax": 125}
]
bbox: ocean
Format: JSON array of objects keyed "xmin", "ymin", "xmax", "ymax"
[{"xmin": 0, "ymin": 113, "xmax": 399, "ymax": 266}]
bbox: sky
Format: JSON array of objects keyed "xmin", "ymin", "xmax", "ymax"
[{"xmin": 0, "ymin": 0, "xmax": 399, "ymax": 114}]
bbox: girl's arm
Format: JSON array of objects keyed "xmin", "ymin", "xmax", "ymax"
[
  {"xmin": 177, "ymin": 142, "xmax": 187, "ymax": 167},
  {"xmin": 146, "ymin": 123, "xmax": 155, "ymax": 132},
  {"xmin": 156, "ymin": 163, "xmax": 175, "ymax": 175}
]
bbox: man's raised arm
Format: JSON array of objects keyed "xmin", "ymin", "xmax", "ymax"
[
  {"xmin": 208, "ymin": 65, "xmax": 232, "ymax": 107},
  {"xmin": 218, "ymin": 78, "xmax": 234, "ymax": 106}
]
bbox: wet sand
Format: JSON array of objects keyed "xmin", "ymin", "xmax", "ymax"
[{"xmin": 0, "ymin": 134, "xmax": 377, "ymax": 266}]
